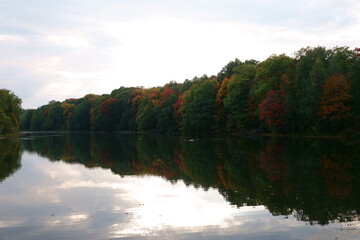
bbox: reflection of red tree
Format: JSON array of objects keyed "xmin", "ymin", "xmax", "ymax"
[
  {"xmin": 131, "ymin": 159, "xmax": 143, "ymax": 172},
  {"xmin": 151, "ymin": 159, "xmax": 178, "ymax": 179},
  {"xmin": 130, "ymin": 158, "xmax": 179, "ymax": 179},
  {"xmin": 259, "ymin": 143, "xmax": 285, "ymax": 182},
  {"xmin": 86, "ymin": 160, "xmax": 96, "ymax": 168},
  {"xmin": 99, "ymin": 151, "xmax": 114, "ymax": 168},
  {"xmin": 320, "ymin": 155, "xmax": 353, "ymax": 200},
  {"xmin": 216, "ymin": 165, "xmax": 232, "ymax": 190},
  {"xmin": 172, "ymin": 151, "xmax": 184, "ymax": 171},
  {"xmin": 160, "ymin": 165, "xmax": 176, "ymax": 179},
  {"xmin": 61, "ymin": 142, "xmax": 74, "ymax": 162}
]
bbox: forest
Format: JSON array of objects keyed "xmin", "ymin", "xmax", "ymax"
[
  {"xmin": 15, "ymin": 46, "xmax": 360, "ymax": 135},
  {"xmin": 0, "ymin": 89, "xmax": 22, "ymax": 134}
]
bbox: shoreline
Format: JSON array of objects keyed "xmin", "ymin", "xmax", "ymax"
[{"xmin": 12, "ymin": 130, "xmax": 357, "ymax": 140}]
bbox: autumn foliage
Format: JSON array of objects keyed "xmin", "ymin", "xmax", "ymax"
[
  {"xmin": 318, "ymin": 73, "xmax": 352, "ymax": 120},
  {"xmin": 259, "ymin": 90, "xmax": 285, "ymax": 130},
  {"xmin": 354, "ymin": 47, "xmax": 360, "ymax": 57},
  {"xmin": 20, "ymin": 46, "xmax": 360, "ymax": 134},
  {"xmin": 100, "ymin": 97, "xmax": 116, "ymax": 114},
  {"xmin": 160, "ymin": 87, "xmax": 176, "ymax": 102}
]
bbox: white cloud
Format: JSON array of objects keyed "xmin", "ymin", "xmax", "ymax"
[
  {"xmin": 0, "ymin": 0, "xmax": 359, "ymax": 108},
  {"xmin": 0, "ymin": 34, "xmax": 27, "ymax": 42},
  {"xmin": 46, "ymin": 35, "xmax": 90, "ymax": 48}
]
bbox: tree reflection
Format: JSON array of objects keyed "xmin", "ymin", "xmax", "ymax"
[
  {"xmin": 0, "ymin": 136, "xmax": 21, "ymax": 182},
  {"xmin": 18, "ymin": 133, "xmax": 360, "ymax": 225}
]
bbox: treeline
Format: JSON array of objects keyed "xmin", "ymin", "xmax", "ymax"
[
  {"xmin": 0, "ymin": 89, "xmax": 22, "ymax": 134},
  {"xmin": 21, "ymin": 46, "xmax": 360, "ymax": 135},
  {"xmin": 18, "ymin": 133, "xmax": 360, "ymax": 225}
]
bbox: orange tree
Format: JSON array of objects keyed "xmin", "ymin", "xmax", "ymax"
[{"xmin": 318, "ymin": 73, "xmax": 352, "ymax": 132}]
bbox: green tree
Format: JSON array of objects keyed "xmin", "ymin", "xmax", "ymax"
[
  {"xmin": 70, "ymin": 99, "xmax": 92, "ymax": 130},
  {"xmin": 251, "ymin": 54, "xmax": 292, "ymax": 105},
  {"xmin": 157, "ymin": 87, "xmax": 177, "ymax": 133},
  {"xmin": 293, "ymin": 47, "xmax": 330, "ymax": 132},
  {"xmin": 136, "ymin": 96, "xmax": 157, "ymax": 130},
  {"xmin": 217, "ymin": 58, "xmax": 243, "ymax": 82},
  {"xmin": 0, "ymin": 89, "xmax": 22, "ymax": 134},
  {"xmin": 181, "ymin": 79, "xmax": 219, "ymax": 134},
  {"xmin": 112, "ymin": 87, "xmax": 135, "ymax": 131},
  {"xmin": 20, "ymin": 109, "xmax": 34, "ymax": 130},
  {"xmin": 224, "ymin": 63, "xmax": 257, "ymax": 132}
]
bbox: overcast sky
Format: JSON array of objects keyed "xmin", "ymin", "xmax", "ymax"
[{"xmin": 1, "ymin": 0, "xmax": 359, "ymax": 109}]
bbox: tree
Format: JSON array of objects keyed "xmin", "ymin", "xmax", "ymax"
[
  {"xmin": 0, "ymin": 89, "xmax": 22, "ymax": 134},
  {"xmin": 112, "ymin": 87, "xmax": 135, "ymax": 131},
  {"xmin": 96, "ymin": 97, "xmax": 120, "ymax": 131},
  {"xmin": 259, "ymin": 89, "xmax": 285, "ymax": 131},
  {"xmin": 293, "ymin": 47, "xmax": 330, "ymax": 132},
  {"xmin": 328, "ymin": 47, "xmax": 354, "ymax": 75},
  {"xmin": 224, "ymin": 63, "xmax": 257, "ymax": 131},
  {"xmin": 160, "ymin": 87, "xmax": 176, "ymax": 103},
  {"xmin": 70, "ymin": 100, "xmax": 92, "ymax": 131},
  {"xmin": 251, "ymin": 55, "xmax": 292, "ymax": 105},
  {"xmin": 20, "ymin": 109, "xmax": 34, "ymax": 130},
  {"xmin": 136, "ymin": 96, "xmax": 157, "ymax": 130},
  {"xmin": 355, "ymin": 48, "xmax": 360, "ymax": 57},
  {"xmin": 180, "ymin": 79, "xmax": 219, "ymax": 134},
  {"xmin": 135, "ymin": 88, "xmax": 161, "ymax": 131},
  {"xmin": 157, "ymin": 87, "xmax": 178, "ymax": 133},
  {"xmin": 47, "ymin": 102, "xmax": 64, "ymax": 130},
  {"xmin": 318, "ymin": 73, "xmax": 352, "ymax": 122},
  {"xmin": 216, "ymin": 58, "xmax": 242, "ymax": 82},
  {"xmin": 61, "ymin": 102, "xmax": 75, "ymax": 129},
  {"xmin": 214, "ymin": 78, "xmax": 230, "ymax": 133}
]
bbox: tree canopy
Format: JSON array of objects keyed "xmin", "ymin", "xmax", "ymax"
[
  {"xmin": 0, "ymin": 89, "xmax": 22, "ymax": 134},
  {"xmin": 19, "ymin": 46, "xmax": 360, "ymax": 135}
]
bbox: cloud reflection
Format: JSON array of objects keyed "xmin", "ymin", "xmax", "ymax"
[{"xmin": 0, "ymin": 151, "xmax": 360, "ymax": 240}]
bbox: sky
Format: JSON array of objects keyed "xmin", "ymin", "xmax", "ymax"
[{"xmin": 0, "ymin": 0, "xmax": 359, "ymax": 109}]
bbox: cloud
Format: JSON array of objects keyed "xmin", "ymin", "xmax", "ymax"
[
  {"xmin": 0, "ymin": 0, "xmax": 359, "ymax": 108},
  {"xmin": 45, "ymin": 35, "xmax": 91, "ymax": 48}
]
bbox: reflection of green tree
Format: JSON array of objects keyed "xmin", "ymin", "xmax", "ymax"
[
  {"xmin": 134, "ymin": 135, "xmax": 182, "ymax": 180},
  {"xmin": 20, "ymin": 133, "xmax": 360, "ymax": 225},
  {"xmin": 179, "ymin": 139, "xmax": 218, "ymax": 190},
  {"xmin": 217, "ymin": 138, "xmax": 263, "ymax": 206},
  {"xmin": 215, "ymin": 137, "xmax": 360, "ymax": 225},
  {"xmin": 91, "ymin": 133, "xmax": 136, "ymax": 176},
  {"xmin": 21, "ymin": 134, "xmax": 65, "ymax": 161},
  {"xmin": 0, "ymin": 137, "xmax": 21, "ymax": 182}
]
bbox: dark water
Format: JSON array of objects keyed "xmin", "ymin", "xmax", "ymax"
[{"xmin": 0, "ymin": 133, "xmax": 360, "ymax": 240}]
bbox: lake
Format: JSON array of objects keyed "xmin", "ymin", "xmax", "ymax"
[{"xmin": 0, "ymin": 132, "xmax": 359, "ymax": 240}]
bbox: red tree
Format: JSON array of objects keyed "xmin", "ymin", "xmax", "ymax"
[
  {"xmin": 172, "ymin": 94, "xmax": 183, "ymax": 120},
  {"xmin": 100, "ymin": 97, "xmax": 116, "ymax": 114},
  {"xmin": 259, "ymin": 90, "xmax": 285, "ymax": 130},
  {"xmin": 160, "ymin": 87, "xmax": 176, "ymax": 102},
  {"xmin": 318, "ymin": 73, "xmax": 352, "ymax": 120},
  {"xmin": 354, "ymin": 47, "xmax": 360, "ymax": 57}
]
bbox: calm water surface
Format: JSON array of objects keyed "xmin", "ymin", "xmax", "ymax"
[{"xmin": 0, "ymin": 133, "xmax": 360, "ymax": 240}]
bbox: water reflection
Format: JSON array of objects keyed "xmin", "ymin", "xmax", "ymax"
[
  {"xmin": 0, "ymin": 133, "xmax": 360, "ymax": 239},
  {"xmin": 0, "ymin": 136, "xmax": 21, "ymax": 182}
]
